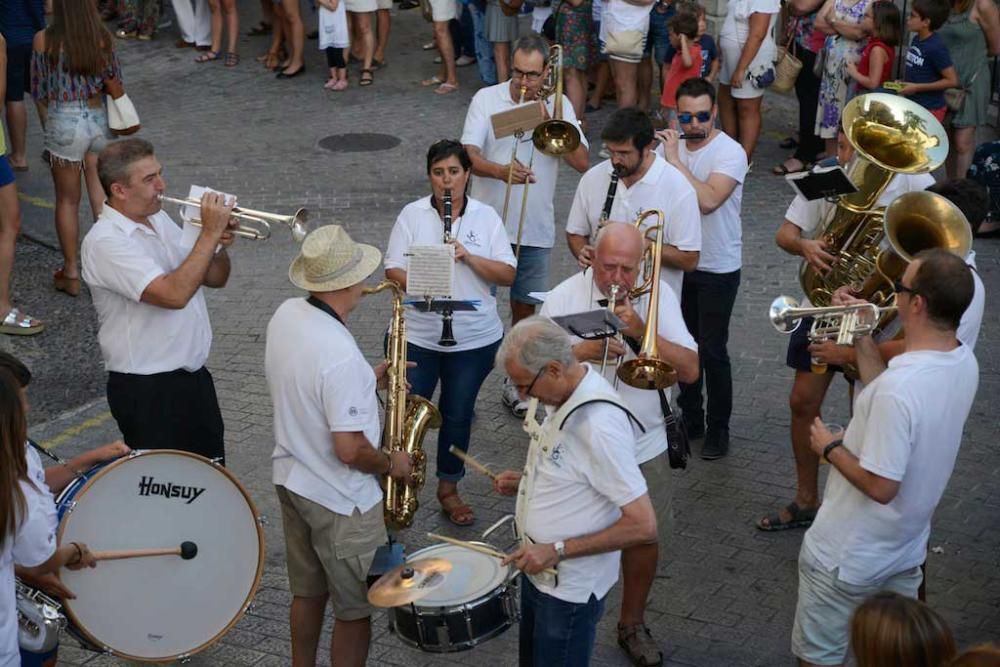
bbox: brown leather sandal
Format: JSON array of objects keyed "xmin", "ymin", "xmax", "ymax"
[
  {"xmin": 618, "ymin": 623, "xmax": 663, "ymax": 667},
  {"xmin": 438, "ymin": 491, "xmax": 474, "ymax": 526},
  {"xmin": 53, "ymin": 269, "xmax": 80, "ymax": 297}
]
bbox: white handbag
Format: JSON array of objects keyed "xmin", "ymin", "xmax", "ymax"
[{"xmin": 104, "ymin": 77, "xmax": 141, "ymax": 136}]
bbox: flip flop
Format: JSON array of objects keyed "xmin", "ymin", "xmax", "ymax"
[
  {"xmin": 421, "ymin": 75, "xmax": 443, "ymax": 87},
  {"xmin": 434, "ymin": 82, "xmax": 459, "ymax": 95},
  {"xmin": 772, "ymin": 159, "xmax": 810, "ymax": 175}
]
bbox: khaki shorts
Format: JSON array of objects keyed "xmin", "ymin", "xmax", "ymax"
[
  {"xmin": 429, "ymin": 0, "xmax": 457, "ymax": 21},
  {"xmin": 640, "ymin": 451, "xmax": 673, "ymax": 543},
  {"xmin": 276, "ymin": 486, "xmax": 387, "ymax": 621},
  {"xmin": 376, "ymin": 0, "xmax": 393, "ymax": 10}
]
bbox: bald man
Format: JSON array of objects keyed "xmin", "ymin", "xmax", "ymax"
[{"xmin": 539, "ymin": 221, "xmax": 699, "ymax": 665}]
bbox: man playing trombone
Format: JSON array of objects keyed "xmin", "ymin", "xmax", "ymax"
[
  {"xmin": 460, "ymin": 33, "xmax": 589, "ymax": 418},
  {"xmin": 81, "ymin": 138, "xmax": 236, "ymax": 463},
  {"xmin": 539, "ymin": 221, "xmax": 698, "ymax": 666}
]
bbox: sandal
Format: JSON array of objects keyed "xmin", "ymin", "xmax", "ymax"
[
  {"xmin": 757, "ymin": 501, "xmax": 818, "ymax": 532},
  {"xmin": 772, "ymin": 158, "xmax": 810, "ymax": 176},
  {"xmin": 53, "ymin": 269, "xmax": 80, "ymax": 297},
  {"xmin": 360, "ymin": 69, "xmax": 374, "ymax": 86},
  {"xmin": 618, "ymin": 623, "xmax": 663, "ymax": 667},
  {"xmin": 438, "ymin": 491, "xmax": 474, "ymax": 526},
  {"xmin": 224, "ymin": 51, "xmax": 240, "ymax": 67},
  {"xmin": 0, "ymin": 308, "xmax": 45, "ymax": 336},
  {"xmin": 195, "ymin": 50, "xmax": 220, "ymax": 63},
  {"xmin": 434, "ymin": 82, "xmax": 458, "ymax": 95},
  {"xmin": 421, "ymin": 75, "xmax": 443, "ymax": 87}
]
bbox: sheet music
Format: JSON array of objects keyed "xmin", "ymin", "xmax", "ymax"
[
  {"xmin": 179, "ymin": 185, "xmax": 237, "ymax": 250},
  {"xmin": 407, "ymin": 244, "xmax": 454, "ymax": 298}
]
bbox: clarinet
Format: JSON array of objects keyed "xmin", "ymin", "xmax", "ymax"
[
  {"xmin": 438, "ymin": 189, "xmax": 457, "ymax": 347},
  {"xmin": 599, "ymin": 170, "xmax": 620, "ymax": 224}
]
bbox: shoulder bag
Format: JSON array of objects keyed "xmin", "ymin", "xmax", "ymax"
[{"xmin": 103, "ymin": 76, "xmax": 141, "ymax": 136}]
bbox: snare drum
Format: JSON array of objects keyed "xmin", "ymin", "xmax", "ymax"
[
  {"xmin": 55, "ymin": 449, "xmax": 265, "ymax": 662},
  {"xmin": 390, "ymin": 543, "xmax": 518, "ymax": 652}
]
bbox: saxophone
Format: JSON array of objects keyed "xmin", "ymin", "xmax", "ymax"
[{"xmin": 363, "ymin": 280, "xmax": 441, "ymax": 530}]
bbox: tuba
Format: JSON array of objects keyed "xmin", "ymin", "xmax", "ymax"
[
  {"xmin": 363, "ymin": 280, "xmax": 441, "ymax": 530},
  {"xmin": 799, "ymin": 93, "xmax": 949, "ymax": 308}
]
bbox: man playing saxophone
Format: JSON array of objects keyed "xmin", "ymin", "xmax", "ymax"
[{"xmin": 265, "ymin": 225, "xmax": 413, "ymax": 667}]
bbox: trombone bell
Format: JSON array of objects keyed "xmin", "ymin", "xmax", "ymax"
[{"xmin": 532, "ymin": 44, "xmax": 582, "ymax": 158}]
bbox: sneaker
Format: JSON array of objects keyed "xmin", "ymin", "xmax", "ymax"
[
  {"xmin": 434, "ymin": 55, "xmax": 442, "ymax": 64},
  {"xmin": 501, "ymin": 379, "xmax": 529, "ymax": 418},
  {"xmin": 701, "ymin": 427, "xmax": 730, "ymax": 460},
  {"xmin": 456, "ymin": 55, "xmax": 477, "ymax": 67},
  {"xmin": 422, "ymin": 41, "xmax": 436, "ymax": 50},
  {"xmin": 598, "ymin": 144, "xmax": 610, "ymax": 159}
]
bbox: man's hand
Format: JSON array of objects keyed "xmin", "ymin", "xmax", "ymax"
[
  {"xmin": 388, "ymin": 451, "xmax": 414, "ymax": 481},
  {"xmin": 503, "ymin": 159, "xmax": 536, "ymax": 185},
  {"xmin": 576, "ymin": 244, "xmax": 594, "ymax": 269},
  {"xmin": 503, "ymin": 542, "xmax": 559, "ymax": 574},
  {"xmin": 493, "ymin": 470, "xmax": 522, "ymax": 496},
  {"xmin": 807, "ymin": 340, "xmax": 853, "ymax": 367},
  {"xmin": 573, "ymin": 338, "xmax": 624, "ymax": 363},
  {"xmin": 15, "ymin": 569, "xmax": 76, "ymax": 600},
  {"xmin": 64, "ymin": 543, "xmax": 97, "ymax": 571},
  {"xmin": 197, "ymin": 192, "xmax": 236, "ymax": 240},
  {"xmin": 800, "ymin": 238, "xmax": 836, "ymax": 273},
  {"xmin": 373, "ymin": 360, "xmax": 415, "ymax": 391},
  {"xmin": 830, "ymin": 285, "xmax": 869, "ymax": 307},
  {"xmin": 655, "ymin": 128, "xmax": 681, "ymax": 164},
  {"xmin": 613, "ymin": 298, "xmax": 644, "ymax": 339},
  {"xmin": 809, "ymin": 417, "xmax": 839, "ymax": 458}
]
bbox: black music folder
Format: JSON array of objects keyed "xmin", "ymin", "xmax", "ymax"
[
  {"xmin": 785, "ymin": 164, "xmax": 858, "ymax": 201},
  {"xmin": 407, "ymin": 299, "xmax": 479, "ymax": 313},
  {"xmin": 551, "ymin": 309, "xmax": 627, "ymax": 340}
]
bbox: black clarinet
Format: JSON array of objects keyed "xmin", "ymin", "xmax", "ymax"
[
  {"xmin": 438, "ymin": 189, "xmax": 457, "ymax": 347},
  {"xmin": 599, "ymin": 170, "xmax": 620, "ymax": 224}
]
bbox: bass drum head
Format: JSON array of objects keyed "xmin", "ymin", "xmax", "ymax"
[
  {"xmin": 58, "ymin": 450, "xmax": 264, "ymax": 662},
  {"xmin": 406, "ymin": 543, "xmax": 509, "ymax": 606}
]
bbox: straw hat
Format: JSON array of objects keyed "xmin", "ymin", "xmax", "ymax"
[{"xmin": 289, "ymin": 225, "xmax": 382, "ymax": 292}]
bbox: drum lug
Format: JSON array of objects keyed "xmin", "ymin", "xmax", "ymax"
[
  {"xmin": 257, "ymin": 515, "xmax": 269, "ymax": 527},
  {"xmin": 178, "ymin": 653, "xmax": 192, "ymax": 663},
  {"xmin": 62, "ymin": 501, "xmax": 77, "ymax": 515},
  {"xmin": 210, "ymin": 457, "xmax": 224, "ymax": 466},
  {"xmin": 243, "ymin": 602, "xmax": 257, "ymax": 616}
]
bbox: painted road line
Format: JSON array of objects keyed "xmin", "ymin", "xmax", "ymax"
[
  {"xmin": 18, "ymin": 192, "xmax": 54, "ymax": 210},
  {"xmin": 39, "ymin": 411, "xmax": 113, "ymax": 450}
]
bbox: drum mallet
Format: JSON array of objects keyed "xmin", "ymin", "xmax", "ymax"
[
  {"xmin": 91, "ymin": 541, "xmax": 198, "ymax": 562},
  {"xmin": 426, "ymin": 532, "xmax": 557, "ymax": 576},
  {"xmin": 448, "ymin": 446, "xmax": 497, "ymax": 481}
]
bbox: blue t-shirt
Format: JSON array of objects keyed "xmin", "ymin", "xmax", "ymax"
[
  {"xmin": 904, "ymin": 32, "xmax": 953, "ymax": 110},
  {"xmin": 0, "ymin": 0, "xmax": 45, "ymax": 46},
  {"xmin": 663, "ymin": 34, "xmax": 718, "ymax": 79}
]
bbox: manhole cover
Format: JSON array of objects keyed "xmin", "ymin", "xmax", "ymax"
[{"xmin": 318, "ymin": 133, "xmax": 401, "ymax": 153}]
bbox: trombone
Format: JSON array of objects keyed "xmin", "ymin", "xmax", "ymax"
[
  {"xmin": 598, "ymin": 283, "xmax": 623, "ymax": 377},
  {"xmin": 501, "ymin": 44, "xmax": 583, "ymax": 259},
  {"xmin": 159, "ymin": 194, "xmax": 310, "ymax": 242}
]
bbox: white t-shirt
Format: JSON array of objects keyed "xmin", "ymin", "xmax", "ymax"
[
  {"xmin": 601, "ymin": 0, "xmax": 653, "ymax": 36},
  {"xmin": 266, "ymin": 298, "xmax": 383, "ymax": 516},
  {"xmin": 384, "ymin": 196, "xmax": 517, "ymax": 352},
  {"xmin": 784, "ymin": 172, "xmax": 936, "ymax": 308},
  {"xmin": 82, "ymin": 205, "xmax": 213, "ymax": 374},
  {"xmin": 658, "ymin": 133, "xmax": 748, "ymax": 273},
  {"xmin": 461, "ymin": 82, "xmax": 588, "ymax": 249},
  {"xmin": 565, "ymin": 156, "xmax": 702, "ymax": 299},
  {"xmin": 804, "ymin": 344, "xmax": 979, "ymax": 586},
  {"xmin": 1, "ymin": 449, "xmax": 58, "ymax": 667},
  {"xmin": 318, "ymin": 4, "xmax": 349, "ymax": 50},
  {"xmin": 720, "ymin": 0, "xmax": 780, "ymax": 62},
  {"xmin": 540, "ymin": 270, "xmax": 697, "ymax": 463},
  {"xmin": 517, "ymin": 367, "xmax": 648, "ymax": 603}
]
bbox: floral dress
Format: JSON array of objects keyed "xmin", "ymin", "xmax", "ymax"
[
  {"xmin": 556, "ymin": 0, "xmax": 598, "ymax": 70},
  {"xmin": 815, "ymin": 0, "xmax": 870, "ymax": 138}
]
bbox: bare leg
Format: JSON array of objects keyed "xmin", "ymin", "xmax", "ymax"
[
  {"xmin": 735, "ymin": 96, "xmax": 763, "ymax": 161},
  {"xmin": 637, "ymin": 56, "xmax": 652, "ymax": 112},
  {"xmin": 51, "ymin": 161, "xmax": 84, "ymax": 279},
  {"xmin": 290, "ymin": 594, "xmax": 327, "ymax": 667},
  {"xmin": 949, "ymin": 125, "xmax": 977, "ymax": 181},
  {"xmin": 223, "ymin": 0, "xmax": 239, "ymax": 54},
  {"xmin": 374, "ymin": 8, "xmax": 391, "ymax": 63},
  {"xmin": 434, "ymin": 19, "xmax": 458, "ymax": 86},
  {"xmin": 83, "ymin": 153, "xmax": 104, "ymax": 221},
  {"xmin": 588, "ymin": 61, "xmax": 611, "ymax": 109},
  {"xmin": 207, "ymin": 0, "xmax": 223, "ymax": 52},
  {"xmin": 611, "ymin": 59, "xmax": 638, "ymax": 109},
  {"xmin": 718, "ymin": 84, "xmax": 737, "ymax": 140},
  {"xmin": 356, "ymin": 12, "xmax": 375, "ymax": 72},
  {"xmin": 619, "ymin": 542, "xmax": 657, "ymax": 626},
  {"xmin": 282, "ymin": 0, "xmax": 305, "ymax": 72},
  {"xmin": 510, "ymin": 301, "xmax": 535, "ymax": 326},
  {"xmin": 5, "ymin": 102, "xmax": 28, "ymax": 169},
  {"xmin": 564, "ymin": 67, "xmax": 586, "ymax": 121},
  {"xmin": 494, "ymin": 41, "xmax": 510, "ymax": 83},
  {"xmin": 0, "ymin": 182, "xmax": 23, "ymax": 314},
  {"xmin": 331, "ymin": 617, "xmax": 373, "ymax": 667}
]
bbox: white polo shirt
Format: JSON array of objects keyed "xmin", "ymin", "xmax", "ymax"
[
  {"xmin": 804, "ymin": 344, "xmax": 978, "ymax": 586},
  {"xmin": 384, "ymin": 196, "xmax": 517, "ymax": 352},
  {"xmin": 657, "ymin": 133, "xmax": 748, "ymax": 274},
  {"xmin": 517, "ymin": 367, "xmax": 648, "ymax": 604},
  {"xmin": 566, "ymin": 156, "xmax": 702, "ymax": 299},
  {"xmin": 461, "ymin": 81, "xmax": 588, "ymax": 249},
  {"xmin": 81, "ymin": 205, "xmax": 213, "ymax": 374},
  {"xmin": 783, "ymin": 172, "xmax": 936, "ymax": 308},
  {"xmin": 540, "ymin": 270, "xmax": 697, "ymax": 463},
  {"xmin": 266, "ymin": 298, "xmax": 383, "ymax": 516},
  {"xmin": 1, "ymin": 449, "xmax": 58, "ymax": 667}
]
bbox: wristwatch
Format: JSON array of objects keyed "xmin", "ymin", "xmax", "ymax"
[
  {"xmin": 823, "ymin": 439, "xmax": 844, "ymax": 463},
  {"xmin": 554, "ymin": 540, "xmax": 566, "ymax": 562}
]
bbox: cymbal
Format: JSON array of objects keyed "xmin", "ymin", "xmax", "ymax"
[{"xmin": 367, "ymin": 557, "xmax": 452, "ymax": 608}]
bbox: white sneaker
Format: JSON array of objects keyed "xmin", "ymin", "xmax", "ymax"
[
  {"xmin": 501, "ymin": 379, "xmax": 529, "ymax": 418},
  {"xmin": 456, "ymin": 55, "xmax": 477, "ymax": 67},
  {"xmin": 434, "ymin": 55, "xmax": 442, "ymax": 64}
]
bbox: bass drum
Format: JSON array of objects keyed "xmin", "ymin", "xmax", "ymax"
[
  {"xmin": 56, "ymin": 450, "xmax": 265, "ymax": 662},
  {"xmin": 390, "ymin": 542, "xmax": 518, "ymax": 652}
]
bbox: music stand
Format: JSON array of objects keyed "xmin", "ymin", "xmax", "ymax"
[
  {"xmin": 406, "ymin": 299, "xmax": 480, "ymax": 313},
  {"xmin": 785, "ymin": 165, "xmax": 858, "ymax": 201},
  {"xmin": 551, "ymin": 309, "xmax": 627, "ymax": 340},
  {"xmin": 491, "ymin": 102, "xmax": 546, "ymax": 140}
]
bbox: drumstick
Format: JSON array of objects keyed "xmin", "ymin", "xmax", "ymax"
[
  {"xmin": 426, "ymin": 532, "xmax": 557, "ymax": 576},
  {"xmin": 448, "ymin": 445, "xmax": 497, "ymax": 481},
  {"xmin": 91, "ymin": 541, "xmax": 198, "ymax": 562}
]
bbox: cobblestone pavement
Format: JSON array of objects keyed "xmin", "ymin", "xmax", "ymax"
[{"xmin": 6, "ymin": 5, "xmax": 999, "ymax": 665}]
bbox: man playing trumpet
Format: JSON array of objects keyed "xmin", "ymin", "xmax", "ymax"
[{"xmin": 81, "ymin": 138, "xmax": 236, "ymax": 463}]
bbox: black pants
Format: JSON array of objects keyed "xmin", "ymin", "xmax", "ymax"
[
  {"xmin": 793, "ymin": 48, "xmax": 825, "ymax": 164},
  {"xmin": 107, "ymin": 366, "xmax": 225, "ymax": 464},
  {"xmin": 677, "ymin": 269, "xmax": 741, "ymax": 433}
]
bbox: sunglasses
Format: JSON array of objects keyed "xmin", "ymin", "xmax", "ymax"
[
  {"xmin": 893, "ymin": 280, "xmax": 919, "ymax": 297},
  {"xmin": 677, "ymin": 110, "xmax": 712, "ymax": 124}
]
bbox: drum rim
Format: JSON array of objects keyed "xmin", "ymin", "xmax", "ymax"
[
  {"xmin": 406, "ymin": 542, "xmax": 513, "ymax": 606},
  {"xmin": 56, "ymin": 449, "xmax": 266, "ymax": 662}
]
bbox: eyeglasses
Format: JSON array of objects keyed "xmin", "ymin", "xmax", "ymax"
[
  {"xmin": 677, "ymin": 110, "xmax": 712, "ymax": 124},
  {"xmin": 893, "ymin": 280, "xmax": 919, "ymax": 297},
  {"xmin": 512, "ymin": 68, "xmax": 545, "ymax": 82},
  {"xmin": 515, "ymin": 365, "xmax": 548, "ymax": 397}
]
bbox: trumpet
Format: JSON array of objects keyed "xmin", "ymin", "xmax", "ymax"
[
  {"xmin": 769, "ymin": 295, "xmax": 896, "ymax": 345},
  {"xmin": 159, "ymin": 194, "xmax": 309, "ymax": 242}
]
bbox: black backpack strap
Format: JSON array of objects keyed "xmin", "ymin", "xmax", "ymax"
[{"xmin": 558, "ymin": 398, "xmax": 646, "ymax": 433}]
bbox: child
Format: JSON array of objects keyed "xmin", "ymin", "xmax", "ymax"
[
  {"xmin": 694, "ymin": 4, "xmax": 719, "ymax": 82},
  {"xmin": 846, "ymin": 0, "xmax": 900, "ymax": 96},
  {"xmin": 659, "ymin": 11, "xmax": 702, "ymax": 126},
  {"xmin": 900, "ymin": 0, "xmax": 958, "ymax": 121},
  {"xmin": 318, "ymin": 0, "xmax": 350, "ymax": 90}
]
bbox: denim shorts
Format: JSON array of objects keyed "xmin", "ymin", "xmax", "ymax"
[
  {"xmin": 45, "ymin": 101, "xmax": 114, "ymax": 165},
  {"xmin": 510, "ymin": 245, "xmax": 551, "ymax": 305},
  {"xmin": 645, "ymin": 4, "xmax": 672, "ymax": 65},
  {"xmin": 0, "ymin": 156, "xmax": 14, "ymax": 188}
]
